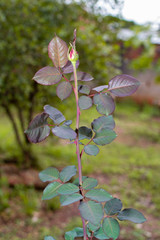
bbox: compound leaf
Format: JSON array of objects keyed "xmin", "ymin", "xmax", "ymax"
[
  {"xmin": 82, "ymin": 177, "xmax": 98, "ymax": 190},
  {"xmin": 79, "ymin": 201, "xmax": 104, "ymax": 225},
  {"xmin": 93, "ymin": 93, "xmax": 115, "ymax": 116},
  {"xmin": 48, "ymin": 36, "xmax": 68, "ymax": 68},
  {"xmin": 104, "ymin": 198, "xmax": 122, "ymax": 216},
  {"xmin": 25, "ymin": 112, "xmax": 50, "ymax": 143},
  {"xmin": 33, "ymin": 66, "xmax": 62, "ymax": 85},
  {"xmin": 108, "ymin": 74, "xmax": 140, "ymax": 97},
  {"xmin": 44, "ymin": 105, "xmax": 65, "ymax": 125},
  {"xmin": 92, "ymin": 116, "xmax": 115, "ymax": 133},
  {"xmin": 117, "ymin": 208, "xmax": 146, "ymax": 223},
  {"xmin": 42, "ymin": 182, "xmax": 62, "ymax": 200},
  {"xmin": 79, "ymin": 96, "xmax": 92, "ymax": 110},
  {"xmin": 56, "ymin": 81, "xmax": 72, "ymax": 100},
  {"xmin": 52, "ymin": 126, "xmax": 76, "ymax": 140},
  {"xmin": 102, "ymin": 218, "xmax": 120, "ymax": 240},
  {"xmin": 60, "ymin": 165, "xmax": 77, "ymax": 183},
  {"xmin": 70, "ymin": 71, "xmax": 93, "ymax": 81},
  {"xmin": 85, "ymin": 189, "xmax": 112, "ymax": 202},
  {"xmin": 93, "ymin": 129, "xmax": 117, "ymax": 146},
  {"xmin": 57, "ymin": 183, "xmax": 79, "ymax": 195},
  {"xmin": 79, "ymin": 126, "xmax": 92, "ymax": 140},
  {"xmin": 39, "ymin": 167, "xmax": 59, "ymax": 182},
  {"xmin": 60, "ymin": 193, "xmax": 83, "ymax": 206}
]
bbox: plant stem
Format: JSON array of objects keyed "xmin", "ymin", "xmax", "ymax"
[
  {"xmin": 73, "ymin": 62, "xmax": 87, "ymax": 240},
  {"xmin": 73, "ymin": 63, "xmax": 82, "ymax": 186}
]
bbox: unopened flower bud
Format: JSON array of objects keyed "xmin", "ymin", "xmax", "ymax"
[{"xmin": 68, "ymin": 45, "xmax": 79, "ymax": 64}]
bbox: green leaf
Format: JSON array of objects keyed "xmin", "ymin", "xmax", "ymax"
[
  {"xmin": 25, "ymin": 112, "xmax": 50, "ymax": 143},
  {"xmin": 44, "ymin": 236, "xmax": 56, "ymax": 240},
  {"xmin": 94, "ymin": 226, "xmax": 110, "ymax": 239},
  {"xmin": 92, "ymin": 115, "xmax": 115, "ymax": 133},
  {"xmin": 104, "ymin": 198, "xmax": 122, "ymax": 216},
  {"xmin": 85, "ymin": 189, "xmax": 112, "ymax": 202},
  {"xmin": 82, "ymin": 177, "xmax": 98, "ymax": 190},
  {"xmin": 72, "ymin": 227, "xmax": 84, "ymax": 237},
  {"xmin": 84, "ymin": 145, "xmax": 99, "ymax": 156},
  {"xmin": 79, "ymin": 201, "xmax": 104, "ymax": 225},
  {"xmin": 117, "ymin": 208, "xmax": 146, "ymax": 223},
  {"xmin": 60, "ymin": 193, "xmax": 83, "ymax": 206},
  {"xmin": 48, "ymin": 36, "xmax": 68, "ymax": 68},
  {"xmin": 33, "ymin": 66, "xmax": 62, "ymax": 85},
  {"xmin": 108, "ymin": 74, "xmax": 140, "ymax": 97},
  {"xmin": 56, "ymin": 81, "xmax": 72, "ymax": 100},
  {"xmin": 102, "ymin": 218, "xmax": 120, "ymax": 240},
  {"xmin": 79, "ymin": 126, "xmax": 92, "ymax": 140},
  {"xmin": 44, "ymin": 105, "xmax": 65, "ymax": 125},
  {"xmin": 93, "ymin": 93, "xmax": 115, "ymax": 116},
  {"xmin": 87, "ymin": 229, "xmax": 91, "ymax": 237},
  {"xmin": 73, "ymin": 176, "xmax": 87, "ymax": 186},
  {"xmin": 52, "ymin": 126, "xmax": 76, "ymax": 140},
  {"xmin": 88, "ymin": 222, "xmax": 100, "ymax": 232},
  {"xmin": 57, "ymin": 183, "xmax": 79, "ymax": 195},
  {"xmin": 42, "ymin": 182, "xmax": 62, "ymax": 200},
  {"xmin": 65, "ymin": 230, "xmax": 77, "ymax": 240},
  {"xmin": 78, "ymin": 85, "xmax": 91, "ymax": 95},
  {"xmin": 70, "ymin": 71, "xmax": 93, "ymax": 81},
  {"xmin": 79, "ymin": 96, "xmax": 92, "ymax": 110},
  {"xmin": 60, "ymin": 165, "xmax": 77, "ymax": 183},
  {"xmin": 93, "ymin": 129, "xmax": 117, "ymax": 146},
  {"xmin": 39, "ymin": 167, "xmax": 59, "ymax": 182}
]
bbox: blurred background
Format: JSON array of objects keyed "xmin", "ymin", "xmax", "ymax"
[{"xmin": 0, "ymin": 0, "xmax": 160, "ymax": 239}]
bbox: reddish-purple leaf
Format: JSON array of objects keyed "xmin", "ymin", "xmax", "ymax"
[
  {"xmin": 62, "ymin": 60, "xmax": 80, "ymax": 74},
  {"xmin": 70, "ymin": 72, "xmax": 93, "ymax": 81},
  {"xmin": 93, "ymin": 85, "xmax": 108, "ymax": 92},
  {"xmin": 56, "ymin": 81, "xmax": 72, "ymax": 100},
  {"xmin": 48, "ymin": 36, "xmax": 68, "ymax": 68},
  {"xmin": 93, "ymin": 93, "xmax": 115, "ymax": 116},
  {"xmin": 25, "ymin": 113, "xmax": 50, "ymax": 143},
  {"xmin": 33, "ymin": 66, "xmax": 62, "ymax": 85},
  {"xmin": 108, "ymin": 74, "xmax": 140, "ymax": 97}
]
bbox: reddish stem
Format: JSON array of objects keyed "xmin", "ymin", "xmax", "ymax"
[
  {"xmin": 80, "ymin": 134, "xmax": 95, "ymax": 159},
  {"xmin": 72, "ymin": 62, "xmax": 87, "ymax": 240},
  {"xmin": 62, "ymin": 74, "xmax": 74, "ymax": 91},
  {"xmin": 88, "ymin": 89, "xmax": 109, "ymax": 98}
]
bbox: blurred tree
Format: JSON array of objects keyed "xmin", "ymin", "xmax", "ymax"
[{"xmin": 0, "ymin": 0, "xmax": 129, "ymax": 166}]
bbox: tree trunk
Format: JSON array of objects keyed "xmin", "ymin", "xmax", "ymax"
[{"xmin": 2, "ymin": 104, "xmax": 37, "ymax": 168}]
